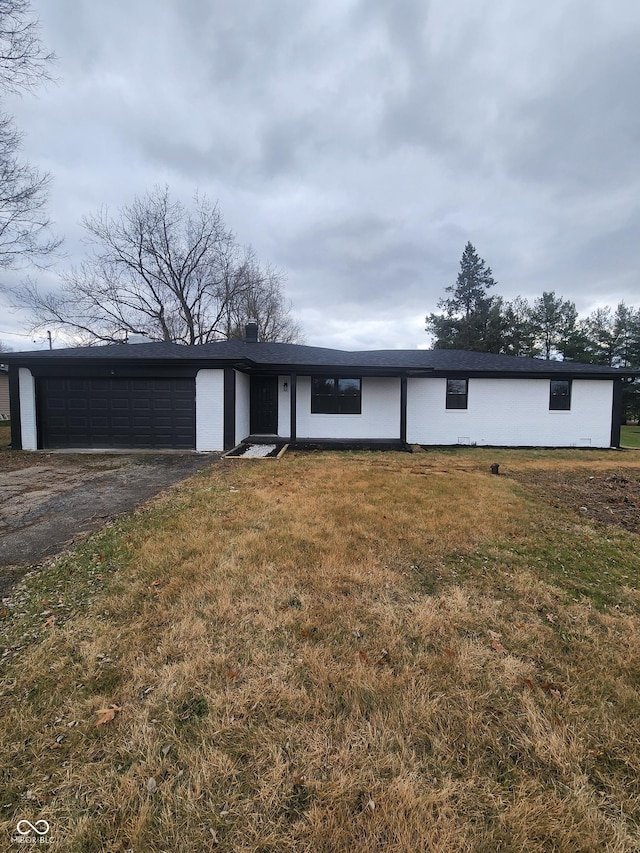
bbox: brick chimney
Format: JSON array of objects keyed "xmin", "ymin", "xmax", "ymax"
[{"xmin": 244, "ymin": 322, "xmax": 259, "ymax": 343}]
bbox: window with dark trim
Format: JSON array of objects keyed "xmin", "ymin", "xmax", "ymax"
[
  {"xmin": 446, "ymin": 378, "xmax": 468, "ymax": 409},
  {"xmin": 549, "ymin": 379, "xmax": 571, "ymax": 410},
  {"xmin": 311, "ymin": 377, "xmax": 361, "ymax": 414}
]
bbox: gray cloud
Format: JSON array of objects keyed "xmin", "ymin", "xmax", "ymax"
[
  {"xmin": 505, "ymin": 34, "xmax": 640, "ymax": 195},
  {"xmin": 1, "ymin": 0, "xmax": 639, "ymax": 351}
]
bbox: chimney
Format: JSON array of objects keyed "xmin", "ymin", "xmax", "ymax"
[{"xmin": 244, "ymin": 322, "xmax": 259, "ymax": 343}]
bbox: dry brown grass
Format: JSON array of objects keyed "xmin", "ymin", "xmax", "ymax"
[
  {"xmin": 0, "ymin": 421, "xmax": 10, "ymax": 450},
  {"xmin": 1, "ymin": 448, "xmax": 640, "ymax": 851}
]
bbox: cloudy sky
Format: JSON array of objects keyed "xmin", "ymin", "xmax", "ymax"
[{"xmin": 1, "ymin": 0, "xmax": 639, "ymax": 351}]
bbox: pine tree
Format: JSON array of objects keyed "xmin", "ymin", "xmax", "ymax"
[
  {"xmin": 501, "ymin": 297, "xmax": 539, "ymax": 357},
  {"xmin": 529, "ymin": 291, "xmax": 578, "ymax": 360},
  {"xmin": 426, "ymin": 242, "xmax": 502, "ymax": 352}
]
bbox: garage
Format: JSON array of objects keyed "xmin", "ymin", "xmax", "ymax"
[{"xmin": 38, "ymin": 377, "xmax": 196, "ymax": 449}]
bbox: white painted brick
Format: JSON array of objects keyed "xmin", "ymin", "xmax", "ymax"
[
  {"xmin": 296, "ymin": 376, "xmax": 401, "ymax": 440},
  {"xmin": 196, "ymin": 369, "xmax": 224, "ymax": 451},
  {"xmin": 407, "ymin": 377, "xmax": 613, "ymax": 447},
  {"xmin": 235, "ymin": 370, "xmax": 250, "ymax": 445},
  {"xmin": 18, "ymin": 368, "xmax": 37, "ymax": 450}
]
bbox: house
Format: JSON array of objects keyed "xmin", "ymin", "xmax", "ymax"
[
  {"xmin": 0, "ymin": 365, "xmax": 9, "ymax": 420},
  {"xmin": 3, "ymin": 324, "xmax": 634, "ymax": 451}
]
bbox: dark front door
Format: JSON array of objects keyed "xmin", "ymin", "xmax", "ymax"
[{"xmin": 250, "ymin": 376, "xmax": 278, "ymax": 434}]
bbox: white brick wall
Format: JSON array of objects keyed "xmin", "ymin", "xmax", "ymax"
[
  {"xmin": 235, "ymin": 370, "xmax": 250, "ymax": 445},
  {"xmin": 407, "ymin": 377, "xmax": 614, "ymax": 447},
  {"xmin": 19, "ymin": 367, "xmax": 37, "ymax": 450},
  {"xmin": 295, "ymin": 376, "xmax": 401, "ymax": 440},
  {"xmin": 195, "ymin": 369, "xmax": 224, "ymax": 451}
]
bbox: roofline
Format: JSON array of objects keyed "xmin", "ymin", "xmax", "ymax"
[
  {"xmin": 2, "ymin": 342, "xmax": 637, "ymax": 380},
  {"xmin": 2, "ymin": 351, "xmax": 636, "ymax": 380}
]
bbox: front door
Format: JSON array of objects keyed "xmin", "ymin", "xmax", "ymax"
[{"xmin": 250, "ymin": 376, "xmax": 278, "ymax": 434}]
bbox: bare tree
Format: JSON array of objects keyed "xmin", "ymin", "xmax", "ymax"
[
  {"xmin": 0, "ymin": 112, "xmax": 59, "ymax": 269},
  {"xmin": 16, "ymin": 186, "xmax": 301, "ymax": 344},
  {"xmin": 0, "ymin": 338, "xmax": 12, "ymax": 351},
  {"xmin": 0, "ymin": 0, "xmax": 59, "ymax": 272},
  {"xmin": 0, "ymin": 0, "xmax": 54, "ymax": 92},
  {"xmin": 225, "ymin": 249, "xmax": 303, "ymax": 343}
]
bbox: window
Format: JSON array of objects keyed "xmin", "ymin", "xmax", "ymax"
[
  {"xmin": 549, "ymin": 379, "xmax": 571, "ymax": 410},
  {"xmin": 311, "ymin": 377, "xmax": 361, "ymax": 414},
  {"xmin": 446, "ymin": 378, "xmax": 468, "ymax": 409}
]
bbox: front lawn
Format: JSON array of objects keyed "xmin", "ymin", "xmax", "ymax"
[
  {"xmin": 1, "ymin": 449, "xmax": 639, "ymax": 851},
  {"xmin": 621, "ymin": 424, "xmax": 640, "ymax": 447}
]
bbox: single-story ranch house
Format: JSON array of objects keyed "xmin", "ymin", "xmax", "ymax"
[{"xmin": 4, "ymin": 325, "xmax": 635, "ymax": 451}]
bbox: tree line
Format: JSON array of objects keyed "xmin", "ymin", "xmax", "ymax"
[{"xmin": 426, "ymin": 242, "xmax": 640, "ymax": 420}]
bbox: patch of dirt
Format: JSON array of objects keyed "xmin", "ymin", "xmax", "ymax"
[
  {"xmin": 510, "ymin": 468, "xmax": 640, "ymax": 533},
  {"xmin": 0, "ymin": 452, "xmax": 217, "ymax": 595}
]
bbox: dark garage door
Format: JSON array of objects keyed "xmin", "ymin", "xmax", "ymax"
[{"xmin": 39, "ymin": 377, "xmax": 196, "ymax": 449}]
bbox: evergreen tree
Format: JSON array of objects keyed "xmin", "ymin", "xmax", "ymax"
[
  {"xmin": 612, "ymin": 302, "xmax": 640, "ymax": 367},
  {"xmin": 611, "ymin": 303, "xmax": 640, "ymax": 423},
  {"xmin": 530, "ymin": 291, "xmax": 578, "ymax": 360},
  {"xmin": 501, "ymin": 296, "xmax": 539, "ymax": 357},
  {"xmin": 583, "ymin": 307, "xmax": 617, "ymax": 365},
  {"xmin": 426, "ymin": 242, "xmax": 502, "ymax": 352}
]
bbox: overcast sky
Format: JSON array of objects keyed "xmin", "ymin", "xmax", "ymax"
[{"xmin": 1, "ymin": 0, "xmax": 639, "ymax": 352}]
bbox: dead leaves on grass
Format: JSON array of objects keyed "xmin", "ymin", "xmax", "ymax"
[
  {"xmin": 357, "ymin": 648, "xmax": 391, "ymax": 667},
  {"xmin": 488, "ymin": 629, "xmax": 507, "ymax": 655},
  {"xmin": 94, "ymin": 704, "xmax": 122, "ymax": 726},
  {"xmin": 522, "ymin": 678, "xmax": 563, "ymax": 700},
  {"xmin": 541, "ymin": 681, "xmax": 563, "ymax": 700}
]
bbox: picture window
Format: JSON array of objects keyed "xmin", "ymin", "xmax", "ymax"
[{"xmin": 311, "ymin": 377, "xmax": 361, "ymax": 414}]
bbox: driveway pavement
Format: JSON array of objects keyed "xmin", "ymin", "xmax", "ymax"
[{"xmin": 0, "ymin": 452, "xmax": 216, "ymax": 596}]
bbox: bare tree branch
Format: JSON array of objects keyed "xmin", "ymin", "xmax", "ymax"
[
  {"xmin": 0, "ymin": 0, "xmax": 54, "ymax": 94},
  {"xmin": 14, "ymin": 186, "xmax": 302, "ymax": 344},
  {"xmin": 0, "ymin": 1, "xmax": 59, "ymax": 275}
]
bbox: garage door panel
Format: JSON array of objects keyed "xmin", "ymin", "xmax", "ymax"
[
  {"xmin": 39, "ymin": 377, "xmax": 196, "ymax": 449},
  {"xmin": 111, "ymin": 400, "xmax": 130, "ymax": 411},
  {"xmin": 46, "ymin": 378, "xmax": 65, "ymax": 391}
]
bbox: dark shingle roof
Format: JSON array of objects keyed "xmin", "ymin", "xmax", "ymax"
[{"xmin": 2, "ymin": 340, "xmax": 635, "ymax": 377}]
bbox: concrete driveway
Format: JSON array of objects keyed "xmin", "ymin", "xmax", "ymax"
[{"xmin": 0, "ymin": 451, "xmax": 216, "ymax": 596}]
